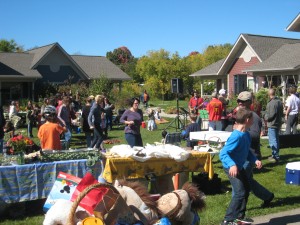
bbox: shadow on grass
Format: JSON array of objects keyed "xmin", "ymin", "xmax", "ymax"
[
  {"xmin": 254, "ymin": 213, "xmax": 300, "ymax": 225},
  {"xmin": 263, "ymin": 153, "xmax": 300, "ymax": 168},
  {"xmin": 248, "ymin": 195, "xmax": 300, "ymax": 211},
  {"xmin": 0, "ymin": 199, "xmax": 45, "ymax": 221}
]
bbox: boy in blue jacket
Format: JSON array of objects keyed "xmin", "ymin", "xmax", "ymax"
[{"xmin": 220, "ymin": 108, "xmax": 262, "ymax": 225}]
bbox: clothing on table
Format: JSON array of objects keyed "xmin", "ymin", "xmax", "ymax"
[{"xmin": 38, "ymin": 123, "xmax": 65, "ymax": 150}]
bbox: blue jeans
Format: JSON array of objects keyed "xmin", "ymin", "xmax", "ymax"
[
  {"xmin": 91, "ymin": 124, "xmax": 104, "ymax": 149},
  {"xmin": 224, "ymin": 168, "xmax": 250, "ymax": 221},
  {"xmin": 268, "ymin": 128, "xmax": 280, "ymax": 159},
  {"xmin": 243, "ymin": 161, "xmax": 273, "ymax": 201},
  {"xmin": 27, "ymin": 121, "xmax": 34, "ymax": 137},
  {"xmin": 0, "ymin": 139, "xmax": 3, "ymax": 153},
  {"xmin": 125, "ymin": 133, "xmax": 143, "ymax": 147},
  {"xmin": 85, "ymin": 132, "xmax": 92, "ymax": 148},
  {"xmin": 285, "ymin": 114, "xmax": 298, "ymax": 134}
]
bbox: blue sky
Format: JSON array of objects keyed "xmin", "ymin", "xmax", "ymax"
[{"xmin": 1, "ymin": 0, "xmax": 300, "ymax": 57}]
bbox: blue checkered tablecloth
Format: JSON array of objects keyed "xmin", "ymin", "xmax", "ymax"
[{"xmin": 0, "ymin": 159, "xmax": 102, "ymax": 203}]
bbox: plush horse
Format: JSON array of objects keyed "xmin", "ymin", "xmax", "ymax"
[
  {"xmin": 114, "ymin": 179, "xmax": 160, "ymax": 225},
  {"xmin": 156, "ymin": 182, "xmax": 206, "ymax": 225}
]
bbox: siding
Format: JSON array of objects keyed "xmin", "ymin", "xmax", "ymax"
[{"xmin": 228, "ymin": 57, "xmax": 260, "ymax": 93}]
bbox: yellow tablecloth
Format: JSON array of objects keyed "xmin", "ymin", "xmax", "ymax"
[{"xmin": 102, "ymin": 151, "xmax": 214, "ymax": 183}]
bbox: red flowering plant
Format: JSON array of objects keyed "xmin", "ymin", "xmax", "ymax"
[{"xmin": 7, "ymin": 135, "xmax": 34, "ymax": 155}]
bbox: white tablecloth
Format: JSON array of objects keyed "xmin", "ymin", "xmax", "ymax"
[{"xmin": 190, "ymin": 131, "xmax": 232, "ymax": 143}]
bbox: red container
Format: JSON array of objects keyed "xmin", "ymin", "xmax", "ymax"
[{"xmin": 141, "ymin": 121, "xmax": 146, "ymax": 128}]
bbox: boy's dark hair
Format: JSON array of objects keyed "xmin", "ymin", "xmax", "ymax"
[
  {"xmin": 189, "ymin": 113, "xmax": 197, "ymax": 122},
  {"xmin": 162, "ymin": 130, "xmax": 168, "ymax": 138},
  {"xmin": 235, "ymin": 108, "xmax": 252, "ymax": 124}
]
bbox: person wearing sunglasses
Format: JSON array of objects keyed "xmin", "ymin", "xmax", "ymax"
[{"xmin": 120, "ymin": 97, "xmax": 144, "ymax": 147}]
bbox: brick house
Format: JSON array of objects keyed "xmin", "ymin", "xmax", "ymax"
[
  {"xmin": 0, "ymin": 42, "xmax": 131, "ymax": 106},
  {"xmin": 190, "ymin": 33, "xmax": 300, "ymax": 98}
]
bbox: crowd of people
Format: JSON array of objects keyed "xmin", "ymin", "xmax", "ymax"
[
  {"xmin": 0, "ymin": 92, "xmax": 118, "ymax": 152},
  {"xmin": 0, "ymin": 85, "xmax": 299, "ymax": 224}
]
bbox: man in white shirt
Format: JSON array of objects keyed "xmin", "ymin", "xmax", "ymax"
[{"xmin": 285, "ymin": 86, "xmax": 300, "ymax": 134}]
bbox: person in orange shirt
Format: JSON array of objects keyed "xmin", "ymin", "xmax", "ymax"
[
  {"xmin": 206, "ymin": 92, "xmax": 224, "ymax": 131},
  {"xmin": 38, "ymin": 105, "xmax": 67, "ymax": 150}
]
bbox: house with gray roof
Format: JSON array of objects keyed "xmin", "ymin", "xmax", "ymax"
[
  {"xmin": 191, "ymin": 13, "xmax": 300, "ymax": 99},
  {"xmin": 190, "ymin": 33, "xmax": 300, "ymax": 97},
  {"xmin": 0, "ymin": 42, "xmax": 131, "ymax": 106}
]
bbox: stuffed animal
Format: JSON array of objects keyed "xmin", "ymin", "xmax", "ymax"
[
  {"xmin": 43, "ymin": 199, "xmax": 91, "ymax": 225},
  {"xmin": 114, "ymin": 179, "xmax": 159, "ymax": 225},
  {"xmin": 156, "ymin": 182, "xmax": 205, "ymax": 225}
]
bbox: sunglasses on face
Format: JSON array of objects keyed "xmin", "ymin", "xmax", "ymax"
[{"xmin": 237, "ymin": 99, "xmax": 249, "ymax": 103}]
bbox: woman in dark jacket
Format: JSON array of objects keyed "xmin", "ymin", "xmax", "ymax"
[
  {"xmin": 0, "ymin": 106, "xmax": 5, "ymax": 153},
  {"xmin": 88, "ymin": 95, "xmax": 105, "ymax": 150},
  {"xmin": 81, "ymin": 97, "xmax": 93, "ymax": 147}
]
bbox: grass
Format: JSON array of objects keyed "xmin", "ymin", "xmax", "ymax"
[{"xmin": 1, "ymin": 101, "xmax": 300, "ymax": 224}]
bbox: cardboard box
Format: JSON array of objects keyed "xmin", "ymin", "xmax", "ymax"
[
  {"xmin": 43, "ymin": 172, "xmax": 81, "ymax": 212},
  {"xmin": 286, "ymin": 162, "xmax": 300, "ymax": 185}
]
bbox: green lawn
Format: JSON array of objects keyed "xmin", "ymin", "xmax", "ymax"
[{"xmin": 1, "ymin": 102, "xmax": 300, "ymax": 225}]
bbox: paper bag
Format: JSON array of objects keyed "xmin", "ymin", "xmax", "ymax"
[{"xmin": 71, "ymin": 172, "xmax": 110, "ymax": 215}]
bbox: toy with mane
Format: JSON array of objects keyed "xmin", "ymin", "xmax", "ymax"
[
  {"xmin": 156, "ymin": 182, "xmax": 206, "ymax": 225},
  {"xmin": 114, "ymin": 179, "xmax": 160, "ymax": 224}
]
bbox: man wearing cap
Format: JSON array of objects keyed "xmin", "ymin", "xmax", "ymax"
[
  {"xmin": 206, "ymin": 92, "xmax": 223, "ymax": 131},
  {"xmin": 235, "ymin": 91, "xmax": 274, "ymax": 208},
  {"xmin": 264, "ymin": 89, "xmax": 283, "ymax": 162}
]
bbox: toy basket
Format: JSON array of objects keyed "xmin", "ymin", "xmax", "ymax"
[
  {"xmin": 207, "ymin": 136, "xmax": 223, "ymax": 152},
  {"xmin": 67, "ymin": 183, "xmax": 136, "ymax": 225}
]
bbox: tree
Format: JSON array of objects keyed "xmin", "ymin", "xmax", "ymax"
[
  {"xmin": 0, "ymin": 39, "xmax": 23, "ymax": 52},
  {"xmin": 136, "ymin": 49, "xmax": 175, "ymax": 99},
  {"xmin": 88, "ymin": 75, "xmax": 113, "ymax": 98},
  {"xmin": 106, "ymin": 46, "xmax": 140, "ymax": 81}
]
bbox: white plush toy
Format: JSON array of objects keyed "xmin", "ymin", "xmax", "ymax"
[{"xmin": 43, "ymin": 199, "xmax": 91, "ymax": 225}]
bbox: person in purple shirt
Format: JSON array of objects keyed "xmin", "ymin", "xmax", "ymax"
[{"xmin": 120, "ymin": 97, "xmax": 144, "ymax": 147}]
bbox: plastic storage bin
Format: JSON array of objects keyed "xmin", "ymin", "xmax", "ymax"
[{"xmin": 286, "ymin": 162, "xmax": 300, "ymax": 185}]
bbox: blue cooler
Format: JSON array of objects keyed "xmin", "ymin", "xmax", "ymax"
[{"xmin": 286, "ymin": 162, "xmax": 300, "ymax": 185}]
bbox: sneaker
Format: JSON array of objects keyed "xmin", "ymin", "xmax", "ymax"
[
  {"xmin": 221, "ymin": 221, "xmax": 237, "ymax": 225},
  {"xmin": 235, "ymin": 217, "xmax": 253, "ymax": 224},
  {"xmin": 268, "ymin": 156, "xmax": 279, "ymax": 162},
  {"xmin": 261, "ymin": 193, "xmax": 274, "ymax": 208}
]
